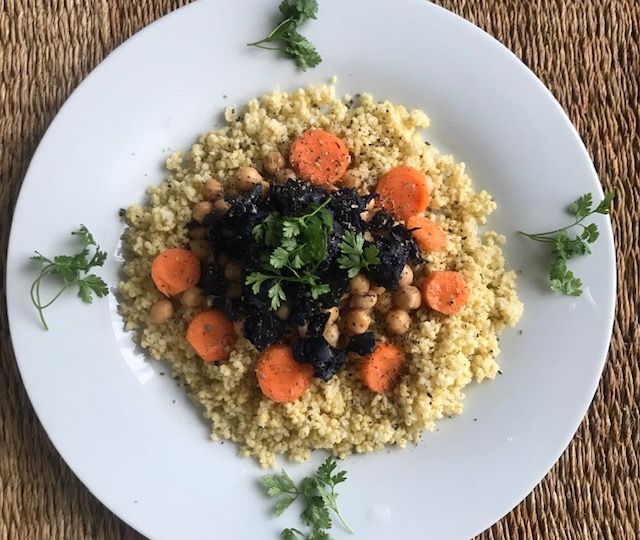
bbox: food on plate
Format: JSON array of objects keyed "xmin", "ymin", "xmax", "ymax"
[
  {"xmin": 30, "ymin": 225, "xmax": 108, "ymax": 330},
  {"xmin": 118, "ymin": 81, "xmax": 523, "ymax": 467},
  {"xmin": 518, "ymin": 191, "xmax": 615, "ymax": 296}
]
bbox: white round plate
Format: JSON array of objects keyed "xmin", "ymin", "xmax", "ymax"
[{"xmin": 6, "ymin": 1, "xmax": 615, "ymax": 538}]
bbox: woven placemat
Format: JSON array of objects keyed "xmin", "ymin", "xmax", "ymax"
[{"xmin": 1, "ymin": 1, "xmax": 638, "ymax": 538}]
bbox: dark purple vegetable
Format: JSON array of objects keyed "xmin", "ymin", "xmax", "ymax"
[
  {"xmin": 345, "ymin": 332, "xmax": 376, "ymax": 356},
  {"xmin": 243, "ymin": 309, "xmax": 285, "ymax": 351},
  {"xmin": 293, "ymin": 336, "xmax": 347, "ymax": 381}
]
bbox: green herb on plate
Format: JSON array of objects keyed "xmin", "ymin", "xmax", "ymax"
[
  {"xmin": 247, "ymin": 0, "xmax": 322, "ymax": 71},
  {"xmin": 30, "ymin": 225, "xmax": 108, "ymax": 330},
  {"xmin": 518, "ymin": 191, "xmax": 614, "ymax": 296},
  {"xmin": 261, "ymin": 456, "xmax": 353, "ymax": 539},
  {"xmin": 247, "ymin": 199, "xmax": 333, "ymax": 310},
  {"xmin": 338, "ymin": 230, "xmax": 380, "ymax": 278}
]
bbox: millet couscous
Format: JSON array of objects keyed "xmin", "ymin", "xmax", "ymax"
[{"xmin": 118, "ymin": 81, "xmax": 523, "ymax": 467}]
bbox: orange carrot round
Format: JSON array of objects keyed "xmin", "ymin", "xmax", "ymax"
[
  {"xmin": 406, "ymin": 214, "xmax": 447, "ymax": 252},
  {"xmin": 256, "ymin": 344, "xmax": 314, "ymax": 403},
  {"xmin": 289, "ymin": 129, "xmax": 350, "ymax": 186},
  {"xmin": 375, "ymin": 166, "xmax": 430, "ymax": 221},
  {"xmin": 186, "ymin": 310, "xmax": 237, "ymax": 362},
  {"xmin": 359, "ymin": 341, "xmax": 404, "ymax": 394},
  {"xmin": 421, "ymin": 271, "xmax": 469, "ymax": 315},
  {"xmin": 151, "ymin": 248, "xmax": 201, "ymax": 297}
]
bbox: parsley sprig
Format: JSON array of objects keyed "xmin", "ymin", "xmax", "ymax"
[
  {"xmin": 518, "ymin": 191, "xmax": 614, "ymax": 296},
  {"xmin": 261, "ymin": 457, "xmax": 353, "ymax": 539},
  {"xmin": 247, "ymin": 0, "xmax": 321, "ymax": 71},
  {"xmin": 30, "ymin": 225, "xmax": 108, "ymax": 330},
  {"xmin": 338, "ymin": 230, "xmax": 380, "ymax": 278},
  {"xmin": 247, "ymin": 199, "xmax": 333, "ymax": 310}
]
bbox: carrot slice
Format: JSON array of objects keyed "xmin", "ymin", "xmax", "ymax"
[
  {"xmin": 375, "ymin": 166, "xmax": 430, "ymax": 221},
  {"xmin": 359, "ymin": 341, "xmax": 404, "ymax": 393},
  {"xmin": 151, "ymin": 248, "xmax": 201, "ymax": 296},
  {"xmin": 186, "ymin": 310, "xmax": 237, "ymax": 362},
  {"xmin": 421, "ymin": 271, "xmax": 469, "ymax": 315},
  {"xmin": 289, "ymin": 129, "xmax": 350, "ymax": 186},
  {"xmin": 406, "ymin": 214, "xmax": 447, "ymax": 252},
  {"xmin": 256, "ymin": 344, "xmax": 314, "ymax": 403}
]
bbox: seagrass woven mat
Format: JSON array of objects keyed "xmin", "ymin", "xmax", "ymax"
[{"xmin": 1, "ymin": 1, "xmax": 638, "ymax": 538}]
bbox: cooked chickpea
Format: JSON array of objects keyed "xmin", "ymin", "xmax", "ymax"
[
  {"xmin": 189, "ymin": 239, "xmax": 212, "ymax": 261},
  {"xmin": 350, "ymin": 274, "xmax": 370, "ymax": 295},
  {"xmin": 274, "ymin": 168, "xmax": 296, "ymax": 184},
  {"xmin": 341, "ymin": 169, "xmax": 365, "ymax": 189},
  {"xmin": 350, "ymin": 291, "xmax": 378, "ymax": 311},
  {"xmin": 201, "ymin": 178, "xmax": 224, "ymax": 201},
  {"xmin": 192, "ymin": 201, "xmax": 214, "ymax": 222},
  {"xmin": 234, "ymin": 167, "xmax": 264, "ymax": 192},
  {"xmin": 393, "ymin": 285, "xmax": 421, "ymax": 310},
  {"xmin": 374, "ymin": 291, "xmax": 393, "ymax": 314},
  {"xmin": 386, "ymin": 309, "xmax": 411, "ymax": 335},
  {"xmin": 276, "ymin": 304, "xmax": 291, "ymax": 321},
  {"xmin": 370, "ymin": 284, "xmax": 386, "ymax": 295},
  {"xmin": 213, "ymin": 198, "xmax": 230, "ymax": 213},
  {"xmin": 323, "ymin": 324, "xmax": 340, "ymax": 347},
  {"xmin": 181, "ymin": 287, "xmax": 204, "ymax": 308},
  {"xmin": 233, "ymin": 319, "xmax": 245, "ymax": 337},
  {"xmin": 398, "ymin": 264, "xmax": 414, "ymax": 287},
  {"xmin": 224, "ymin": 261, "xmax": 243, "ymax": 282},
  {"xmin": 263, "ymin": 150, "xmax": 286, "ymax": 175},
  {"xmin": 345, "ymin": 309, "xmax": 371, "ymax": 335},
  {"xmin": 189, "ymin": 226, "xmax": 207, "ymax": 240},
  {"xmin": 149, "ymin": 299, "xmax": 174, "ymax": 324},
  {"xmin": 227, "ymin": 282, "xmax": 243, "ymax": 299},
  {"xmin": 325, "ymin": 306, "xmax": 339, "ymax": 326}
]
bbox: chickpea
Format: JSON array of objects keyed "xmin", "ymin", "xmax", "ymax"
[
  {"xmin": 393, "ymin": 286, "xmax": 421, "ymax": 310},
  {"xmin": 217, "ymin": 253, "xmax": 229, "ymax": 267},
  {"xmin": 263, "ymin": 150, "xmax": 286, "ymax": 175},
  {"xmin": 350, "ymin": 291, "xmax": 378, "ymax": 311},
  {"xmin": 149, "ymin": 299, "xmax": 174, "ymax": 324},
  {"xmin": 325, "ymin": 306, "xmax": 339, "ymax": 326},
  {"xmin": 192, "ymin": 201, "xmax": 214, "ymax": 222},
  {"xmin": 234, "ymin": 167, "xmax": 264, "ymax": 192},
  {"xmin": 181, "ymin": 287, "xmax": 204, "ymax": 308},
  {"xmin": 345, "ymin": 309, "xmax": 371, "ymax": 335},
  {"xmin": 189, "ymin": 226, "xmax": 207, "ymax": 240},
  {"xmin": 276, "ymin": 304, "xmax": 291, "ymax": 321},
  {"xmin": 213, "ymin": 198, "xmax": 230, "ymax": 213},
  {"xmin": 274, "ymin": 168, "xmax": 296, "ymax": 184},
  {"xmin": 190, "ymin": 239, "xmax": 212, "ymax": 262},
  {"xmin": 341, "ymin": 169, "xmax": 365, "ymax": 189},
  {"xmin": 201, "ymin": 178, "xmax": 224, "ymax": 201},
  {"xmin": 374, "ymin": 291, "xmax": 393, "ymax": 314},
  {"xmin": 386, "ymin": 309, "xmax": 411, "ymax": 335},
  {"xmin": 323, "ymin": 324, "xmax": 340, "ymax": 347},
  {"xmin": 398, "ymin": 265, "xmax": 414, "ymax": 287},
  {"xmin": 233, "ymin": 319, "xmax": 245, "ymax": 337},
  {"xmin": 224, "ymin": 261, "xmax": 243, "ymax": 282},
  {"xmin": 227, "ymin": 282, "xmax": 243, "ymax": 299},
  {"xmin": 370, "ymin": 284, "xmax": 386, "ymax": 295},
  {"xmin": 350, "ymin": 274, "xmax": 370, "ymax": 296}
]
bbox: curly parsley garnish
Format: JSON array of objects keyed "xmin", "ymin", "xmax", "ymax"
[
  {"xmin": 247, "ymin": 0, "xmax": 321, "ymax": 71},
  {"xmin": 518, "ymin": 191, "xmax": 614, "ymax": 296},
  {"xmin": 261, "ymin": 456, "xmax": 353, "ymax": 539},
  {"xmin": 247, "ymin": 199, "xmax": 333, "ymax": 310},
  {"xmin": 337, "ymin": 230, "xmax": 380, "ymax": 278},
  {"xmin": 30, "ymin": 225, "xmax": 108, "ymax": 330}
]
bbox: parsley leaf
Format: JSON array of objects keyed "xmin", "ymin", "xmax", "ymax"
[
  {"xmin": 246, "ymin": 200, "xmax": 333, "ymax": 310},
  {"xmin": 30, "ymin": 225, "xmax": 108, "ymax": 330},
  {"xmin": 248, "ymin": 0, "xmax": 322, "ymax": 72},
  {"xmin": 338, "ymin": 230, "xmax": 380, "ymax": 278},
  {"xmin": 261, "ymin": 457, "xmax": 352, "ymax": 539},
  {"xmin": 518, "ymin": 191, "xmax": 613, "ymax": 296}
]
